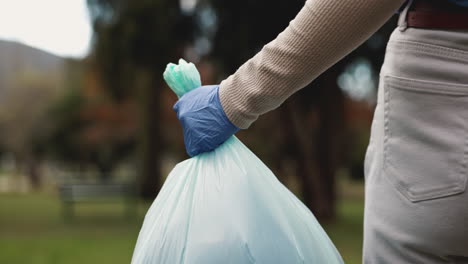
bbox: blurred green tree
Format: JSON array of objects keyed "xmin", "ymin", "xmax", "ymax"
[
  {"xmin": 0, "ymin": 70, "xmax": 62, "ymax": 189},
  {"xmin": 47, "ymin": 89, "xmax": 137, "ymax": 182},
  {"xmin": 46, "ymin": 88, "xmax": 87, "ymax": 171},
  {"xmin": 87, "ymin": 0, "xmax": 195, "ymax": 199}
]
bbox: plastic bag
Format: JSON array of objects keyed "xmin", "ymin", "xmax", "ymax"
[{"xmin": 131, "ymin": 59, "xmax": 344, "ymax": 264}]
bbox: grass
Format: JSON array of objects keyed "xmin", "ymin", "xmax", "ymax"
[
  {"xmin": 0, "ymin": 193, "xmax": 146, "ymax": 264},
  {"xmin": 0, "ymin": 184, "xmax": 364, "ymax": 264},
  {"xmin": 325, "ymin": 199, "xmax": 364, "ymax": 264}
]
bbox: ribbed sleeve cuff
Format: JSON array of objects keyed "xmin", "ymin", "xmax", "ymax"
[{"xmin": 219, "ymin": 80, "xmax": 255, "ymax": 129}]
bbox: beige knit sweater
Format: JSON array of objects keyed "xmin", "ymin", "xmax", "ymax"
[{"xmin": 219, "ymin": 0, "xmax": 406, "ymax": 129}]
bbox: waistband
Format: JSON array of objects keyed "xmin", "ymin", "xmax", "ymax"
[
  {"xmin": 397, "ymin": 1, "xmax": 468, "ymax": 52},
  {"xmin": 399, "ymin": 0, "xmax": 468, "ymax": 30},
  {"xmin": 411, "ymin": 0, "xmax": 468, "ymax": 12}
]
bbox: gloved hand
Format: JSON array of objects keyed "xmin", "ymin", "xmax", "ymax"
[{"xmin": 173, "ymin": 85, "xmax": 239, "ymax": 157}]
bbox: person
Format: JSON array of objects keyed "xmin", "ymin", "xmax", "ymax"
[{"xmin": 173, "ymin": 0, "xmax": 468, "ymax": 262}]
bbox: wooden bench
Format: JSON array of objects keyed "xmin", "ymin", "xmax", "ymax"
[{"xmin": 59, "ymin": 183, "xmax": 137, "ymax": 221}]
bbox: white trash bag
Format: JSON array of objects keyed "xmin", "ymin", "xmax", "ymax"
[{"xmin": 131, "ymin": 59, "xmax": 344, "ymax": 264}]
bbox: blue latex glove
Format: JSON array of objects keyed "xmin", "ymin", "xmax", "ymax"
[{"xmin": 173, "ymin": 85, "xmax": 239, "ymax": 157}]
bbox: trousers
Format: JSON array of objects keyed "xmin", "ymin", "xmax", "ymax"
[{"xmin": 362, "ymin": 6, "xmax": 468, "ymax": 264}]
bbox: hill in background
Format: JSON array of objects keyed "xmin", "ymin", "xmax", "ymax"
[{"xmin": 0, "ymin": 39, "xmax": 65, "ymax": 100}]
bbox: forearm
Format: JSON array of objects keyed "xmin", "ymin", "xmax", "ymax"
[{"xmin": 219, "ymin": 0, "xmax": 406, "ymax": 129}]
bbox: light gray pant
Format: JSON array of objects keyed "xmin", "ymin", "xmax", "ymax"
[{"xmin": 363, "ymin": 7, "xmax": 468, "ymax": 264}]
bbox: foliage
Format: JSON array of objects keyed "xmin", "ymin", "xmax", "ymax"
[
  {"xmin": 46, "ymin": 89, "xmax": 137, "ymax": 181},
  {"xmin": 0, "ymin": 69, "xmax": 63, "ymax": 188},
  {"xmin": 87, "ymin": 0, "xmax": 196, "ymax": 100},
  {"xmin": 46, "ymin": 89, "xmax": 87, "ymax": 164},
  {"xmin": 207, "ymin": 0, "xmax": 304, "ymax": 73},
  {"xmin": 0, "ymin": 70, "xmax": 62, "ymax": 156}
]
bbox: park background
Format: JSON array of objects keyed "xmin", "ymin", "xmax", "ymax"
[{"xmin": 0, "ymin": 0, "xmax": 399, "ymax": 263}]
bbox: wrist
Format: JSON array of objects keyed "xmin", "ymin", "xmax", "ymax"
[
  {"xmin": 215, "ymin": 85, "xmax": 240, "ymax": 132},
  {"xmin": 219, "ymin": 80, "xmax": 256, "ymax": 129}
]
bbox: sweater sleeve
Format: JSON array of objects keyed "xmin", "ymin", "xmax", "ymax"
[{"xmin": 219, "ymin": 0, "xmax": 406, "ymax": 129}]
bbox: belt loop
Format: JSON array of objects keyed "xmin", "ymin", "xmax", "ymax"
[{"xmin": 398, "ymin": 0, "xmax": 414, "ymax": 32}]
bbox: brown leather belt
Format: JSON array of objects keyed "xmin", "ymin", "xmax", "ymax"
[{"xmin": 407, "ymin": 0, "xmax": 468, "ymax": 29}]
